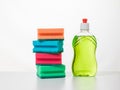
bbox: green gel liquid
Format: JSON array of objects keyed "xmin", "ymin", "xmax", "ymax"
[{"xmin": 72, "ymin": 35, "xmax": 97, "ymax": 76}]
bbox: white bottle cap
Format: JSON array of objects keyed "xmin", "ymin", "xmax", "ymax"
[{"xmin": 80, "ymin": 18, "xmax": 89, "ymax": 30}]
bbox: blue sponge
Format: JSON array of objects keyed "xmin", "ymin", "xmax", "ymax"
[{"xmin": 33, "ymin": 40, "xmax": 63, "ymax": 53}]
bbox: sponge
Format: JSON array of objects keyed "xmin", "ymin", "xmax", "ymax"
[
  {"xmin": 36, "ymin": 64, "xmax": 65, "ymax": 78},
  {"xmin": 33, "ymin": 40, "xmax": 63, "ymax": 53},
  {"xmin": 37, "ymin": 72, "xmax": 65, "ymax": 78},
  {"xmin": 37, "ymin": 28, "xmax": 64, "ymax": 39},
  {"xmin": 36, "ymin": 53, "xmax": 62, "ymax": 64},
  {"xmin": 33, "ymin": 40, "xmax": 63, "ymax": 47}
]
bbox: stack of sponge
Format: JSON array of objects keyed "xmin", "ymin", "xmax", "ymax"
[{"xmin": 33, "ymin": 28, "xmax": 66, "ymax": 78}]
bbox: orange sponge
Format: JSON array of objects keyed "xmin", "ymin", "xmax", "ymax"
[{"xmin": 38, "ymin": 28, "xmax": 64, "ymax": 39}]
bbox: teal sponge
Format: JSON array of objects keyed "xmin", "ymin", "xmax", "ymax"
[{"xmin": 36, "ymin": 64, "xmax": 66, "ymax": 78}]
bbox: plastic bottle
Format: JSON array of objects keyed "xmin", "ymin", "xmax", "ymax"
[{"xmin": 72, "ymin": 18, "xmax": 97, "ymax": 76}]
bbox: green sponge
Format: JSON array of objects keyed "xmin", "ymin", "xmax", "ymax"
[{"xmin": 36, "ymin": 64, "xmax": 66, "ymax": 78}]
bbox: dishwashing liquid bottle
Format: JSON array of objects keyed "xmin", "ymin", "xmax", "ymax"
[{"xmin": 72, "ymin": 18, "xmax": 97, "ymax": 76}]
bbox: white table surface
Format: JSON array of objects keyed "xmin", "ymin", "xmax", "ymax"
[{"xmin": 0, "ymin": 72, "xmax": 120, "ymax": 90}]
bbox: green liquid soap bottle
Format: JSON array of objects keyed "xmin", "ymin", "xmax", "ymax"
[{"xmin": 72, "ymin": 18, "xmax": 97, "ymax": 76}]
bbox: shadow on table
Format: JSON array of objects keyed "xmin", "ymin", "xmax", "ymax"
[
  {"xmin": 72, "ymin": 77, "xmax": 96, "ymax": 90},
  {"xmin": 36, "ymin": 77, "xmax": 65, "ymax": 90}
]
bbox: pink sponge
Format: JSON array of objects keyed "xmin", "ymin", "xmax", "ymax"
[{"xmin": 36, "ymin": 53, "xmax": 62, "ymax": 64}]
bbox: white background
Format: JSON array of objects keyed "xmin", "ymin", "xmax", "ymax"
[{"xmin": 0, "ymin": 0, "xmax": 120, "ymax": 72}]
